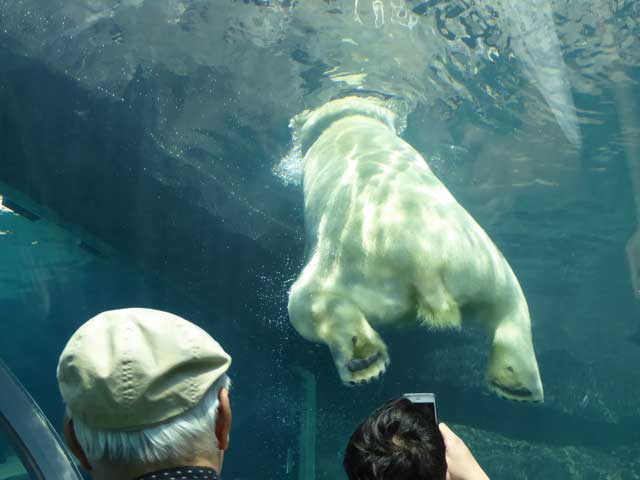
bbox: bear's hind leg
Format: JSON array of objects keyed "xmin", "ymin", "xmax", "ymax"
[{"xmin": 415, "ymin": 276, "xmax": 462, "ymax": 330}]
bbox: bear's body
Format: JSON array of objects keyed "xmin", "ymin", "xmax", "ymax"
[{"xmin": 288, "ymin": 97, "xmax": 543, "ymax": 402}]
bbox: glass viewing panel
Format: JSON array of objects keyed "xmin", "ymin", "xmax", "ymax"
[{"xmin": 0, "ymin": 1, "xmax": 639, "ymax": 479}]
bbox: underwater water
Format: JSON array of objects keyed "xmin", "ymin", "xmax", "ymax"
[{"xmin": 1, "ymin": 0, "xmax": 640, "ymax": 478}]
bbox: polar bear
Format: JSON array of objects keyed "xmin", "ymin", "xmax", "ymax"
[{"xmin": 287, "ymin": 96, "xmax": 544, "ymax": 402}]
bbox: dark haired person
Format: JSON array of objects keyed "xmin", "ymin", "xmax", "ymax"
[{"xmin": 344, "ymin": 397, "xmax": 489, "ymax": 480}]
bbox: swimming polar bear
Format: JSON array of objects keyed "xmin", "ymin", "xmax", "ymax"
[{"xmin": 287, "ymin": 96, "xmax": 544, "ymax": 402}]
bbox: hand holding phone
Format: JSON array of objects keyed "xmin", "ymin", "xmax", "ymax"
[
  {"xmin": 403, "ymin": 393, "xmax": 489, "ymax": 480},
  {"xmin": 439, "ymin": 423, "xmax": 490, "ymax": 480}
]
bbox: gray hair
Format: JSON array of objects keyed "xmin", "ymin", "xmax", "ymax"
[{"xmin": 71, "ymin": 375, "xmax": 231, "ymax": 465}]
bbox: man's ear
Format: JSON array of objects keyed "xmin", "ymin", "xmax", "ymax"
[
  {"xmin": 215, "ymin": 388, "xmax": 232, "ymax": 450},
  {"xmin": 63, "ymin": 416, "xmax": 92, "ymax": 471}
]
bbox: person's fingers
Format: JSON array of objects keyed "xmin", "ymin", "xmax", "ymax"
[{"xmin": 439, "ymin": 422, "xmax": 457, "ymax": 447}]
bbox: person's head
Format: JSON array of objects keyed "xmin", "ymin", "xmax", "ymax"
[
  {"xmin": 343, "ymin": 397, "xmax": 446, "ymax": 480},
  {"xmin": 56, "ymin": 308, "xmax": 232, "ymax": 479}
]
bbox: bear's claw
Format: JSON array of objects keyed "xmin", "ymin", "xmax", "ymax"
[
  {"xmin": 328, "ymin": 323, "xmax": 390, "ymax": 386},
  {"xmin": 347, "ymin": 352, "xmax": 383, "ymax": 372},
  {"xmin": 341, "ymin": 355, "xmax": 389, "ymax": 386}
]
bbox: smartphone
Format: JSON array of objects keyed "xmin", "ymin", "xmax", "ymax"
[{"xmin": 403, "ymin": 392, "xmax": 438, "ymax": 424}]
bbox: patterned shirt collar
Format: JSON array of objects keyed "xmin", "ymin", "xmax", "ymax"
[{"xmin": 134, "ymin": 466, "xmax": 219, "ymax": 480}]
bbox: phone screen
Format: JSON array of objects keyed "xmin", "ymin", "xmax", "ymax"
[{"xmin": 402, "ymin": 392, "xmax": 438, "ymax": 424}]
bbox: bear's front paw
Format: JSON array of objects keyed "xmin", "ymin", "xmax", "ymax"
[{"xmin": 331, "ymin": 333, "xmax": 390, "ymax": 386}]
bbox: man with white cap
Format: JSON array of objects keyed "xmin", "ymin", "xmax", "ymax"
[{"xmin": 57, "ymin": 308, "xmax": 232, "ymax": 480}]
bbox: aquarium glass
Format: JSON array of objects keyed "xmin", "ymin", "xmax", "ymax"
[{"xmin": 0, "ymin": 1, "xmax": 639, "ymax": 478}]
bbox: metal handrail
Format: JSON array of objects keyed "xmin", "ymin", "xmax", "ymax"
[{"xmin": 0, "ymin": 360, "xmax": 83, "ymax": 480}]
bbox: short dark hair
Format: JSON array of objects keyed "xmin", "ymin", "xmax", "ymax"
[{"xmin": 343, "ymin": 397, "xmax": 447, "ymax": 480}]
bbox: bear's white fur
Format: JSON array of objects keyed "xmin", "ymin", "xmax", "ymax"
[{"xmin": 288, "ymin": 97, "xmax": 544, "ymax": 402}]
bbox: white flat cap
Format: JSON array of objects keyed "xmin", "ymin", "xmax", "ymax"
[{"xmin": 57, "ymin": 308, "xmax": 231, "ymax": 431}]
